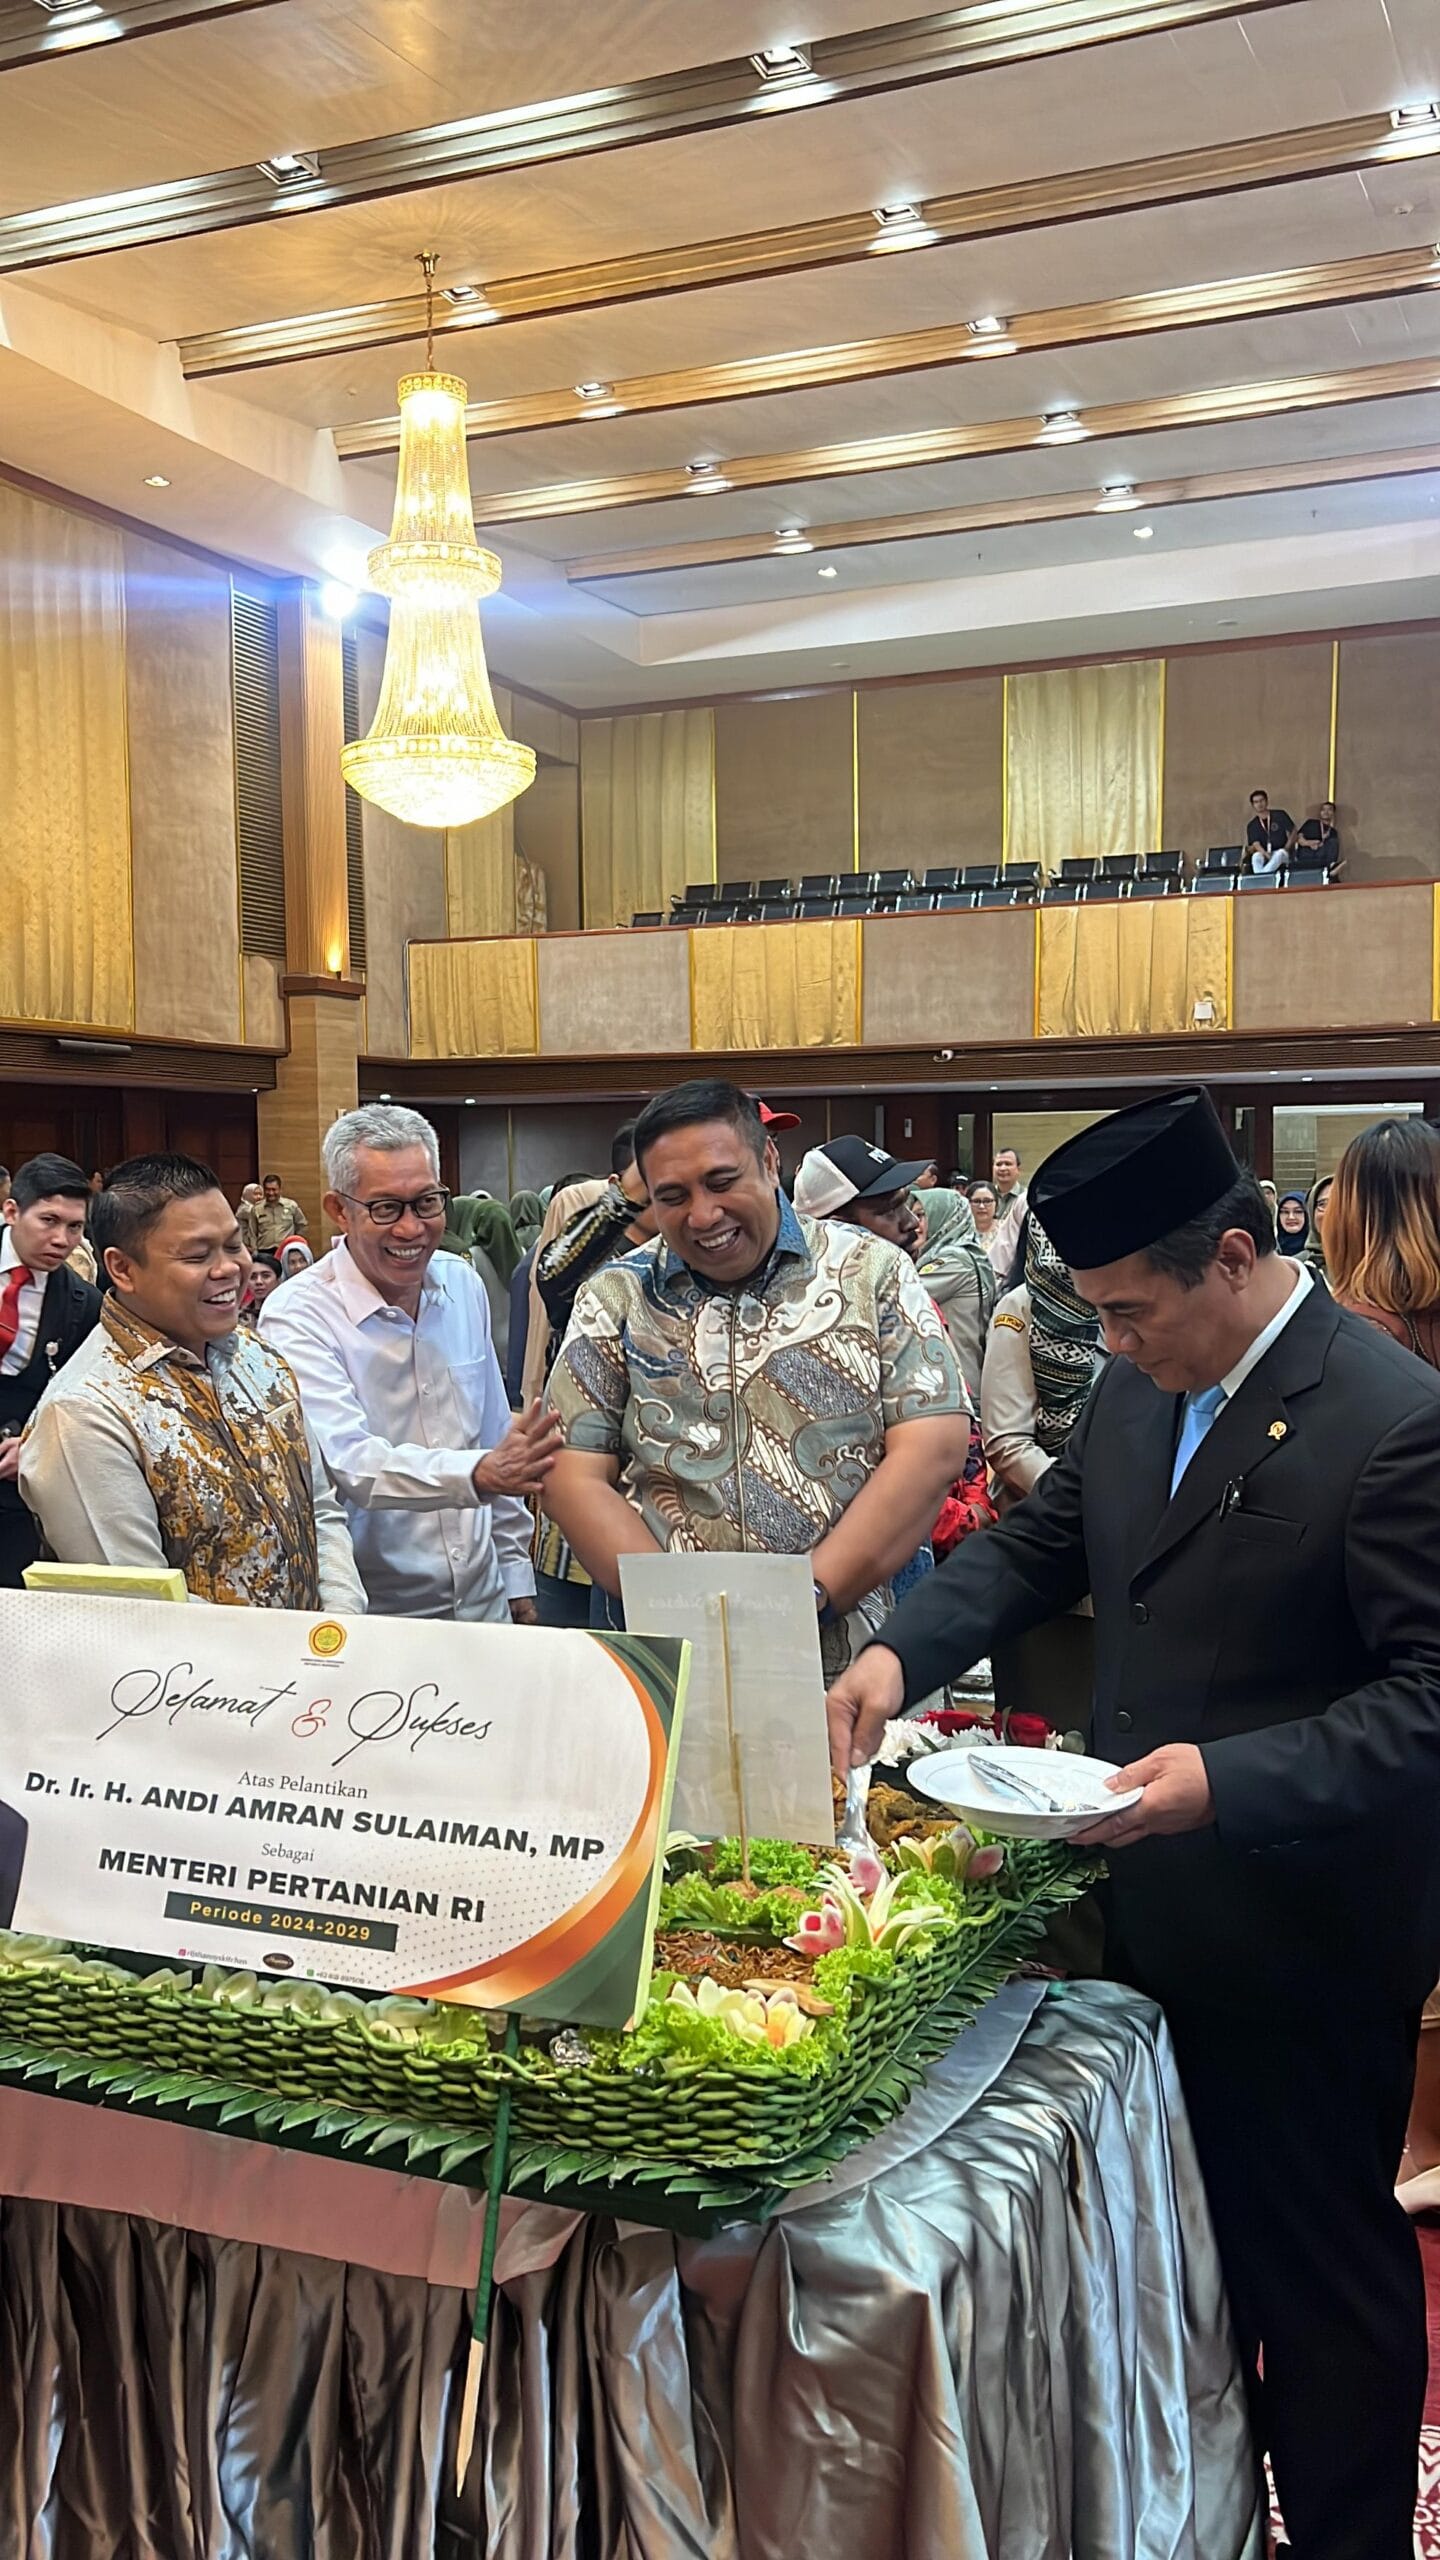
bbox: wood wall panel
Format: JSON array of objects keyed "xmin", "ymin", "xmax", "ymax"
[
  {"xmin": 255, "ymin": 992, "xmax": 360, "ymax": 1236},
  {"xmin": 1232, "ymin": 883, "xmax": 1433, "ymax": 1030},
  {"xmin": 857, "ymin": 676, "xmax": 1003, "ymax": 872},
  {"xmin": 538, "ymin": 926, "xmax": 689, "ymax": 1055},
  {"xmin": 714, "ymin": 691, "xmax": 854, "ymax": 879},
  {"xmin": 1336, "ymin": 633, "xmax": 1440, "ymax": 882},
  {"xmin": 124, "ymin": 534, "xmax": 242, "ymax": 1045},
  {"xmin": 860, "ymin": 908, "xmax": 1034, "ymax": 1047},
  {"xmin": 1162, "ymin": 641, "xmax": 1333, "ymax": 861},
  {"xmin": 353, "ymin": 627, "xmax": 447, "ymax": 1058},
  {"xmin": 278, "ymin": 590, "xmax": 349, "ymax": 977}
]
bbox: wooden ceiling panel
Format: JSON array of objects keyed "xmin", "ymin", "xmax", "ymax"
[{"xmin": 0, "ymin": 0, "xmax": 892, "ymax": 214}]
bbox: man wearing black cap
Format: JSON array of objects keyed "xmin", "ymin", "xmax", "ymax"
[
  {"xmin": 791, "ymin": 1135, "xmax": 931, "ymax": 1256},
  {"xmin": 827, "ymin": 1087, "xmax": 1440, "ymax": 2560}
]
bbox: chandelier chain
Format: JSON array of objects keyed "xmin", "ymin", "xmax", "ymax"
[{"xmin": 417, "ymin": 249, "xmax": 438, "ymax": 368}]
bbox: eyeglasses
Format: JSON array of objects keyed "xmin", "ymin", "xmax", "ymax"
[{"xmin": 337, "ymin": 1187, "xmax": 451, "ymax": 1227}]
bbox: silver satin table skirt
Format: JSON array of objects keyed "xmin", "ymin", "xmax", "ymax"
[{"xmin": 0, "ymin": 1980, "xmax": 1262, "ymax": 2560}]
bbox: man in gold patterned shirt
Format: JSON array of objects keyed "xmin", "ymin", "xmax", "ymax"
[
  {"xmin": 544, "ymin": 1081, "xmax": 970, "ymax": 1670},
  {"xmin": 20, "ymin": 1155, "xmax": 363, "ymax": 1611}
]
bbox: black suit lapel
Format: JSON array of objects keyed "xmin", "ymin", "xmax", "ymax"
[{"xmin": 1133, "ymin": 1281, "xmax": 1337, "ymax": 1580}]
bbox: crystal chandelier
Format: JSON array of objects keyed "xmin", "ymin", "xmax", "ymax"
[{"xmin": 341, "ymin": 256, "xmax": 536, "ymax": 831}]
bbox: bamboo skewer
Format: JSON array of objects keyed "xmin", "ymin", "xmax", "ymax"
[
  {"xmin": 455, "ymin": 2009, "xmax": 521, "ymax": 2493},
  {"xmin": 717, "ymin": 1590, "xmax": 751, "ymax": 1889}
]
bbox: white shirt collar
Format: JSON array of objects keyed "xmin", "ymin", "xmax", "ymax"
[
  {"xmin": 327, "ymin": 1236, "xmax": 445, "ymax": 1327},
  {"xmin": 1218, "ymin": 1258, "xmax": 1312, "ymax": 1403}
]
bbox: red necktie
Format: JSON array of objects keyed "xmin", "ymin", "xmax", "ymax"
[{"xmin": 0, "ymin": 1264, "xmax": 30, "ymax": 1359}]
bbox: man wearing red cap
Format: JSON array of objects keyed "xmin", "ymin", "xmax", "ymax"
[{"xmin": 828, "ymin": 1086, "xmax": 1440, "ymax": 2560}]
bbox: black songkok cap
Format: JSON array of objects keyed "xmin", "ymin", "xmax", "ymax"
[{"xmin": 1030, "ymin": 1088, "xmax": 1241, "ymax": 1269}]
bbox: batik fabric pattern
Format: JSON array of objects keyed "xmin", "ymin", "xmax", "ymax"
[
  {"xmin": 75, "ymin": 1300, "xmax": 321, "ymax": 1607},
  {"xmin": 548, "ymin": 1199, "xmax": 965, "ymax": 1670}
]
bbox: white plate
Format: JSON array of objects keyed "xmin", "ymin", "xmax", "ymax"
[{"xmin": 905, "ymin": 1744, "xmax": 1142, "ymax": 1842}]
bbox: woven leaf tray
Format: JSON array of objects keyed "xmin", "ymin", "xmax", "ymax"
[{"xmin": 0, "ymin": 1836, "xmax": 1093, "ymax": 2231}]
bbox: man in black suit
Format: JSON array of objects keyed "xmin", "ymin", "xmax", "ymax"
[
  {"xmin": 0, "ymin": 1154, "xmax": 101, "ymax": 1587},
  {"xmin": 827, "ymin": 1090, "xmax": 1440, "ymax": 2560}
]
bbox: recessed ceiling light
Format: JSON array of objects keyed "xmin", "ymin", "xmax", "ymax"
[
  {"xmin": 817, "ymin": 564, "xmax": 839, "ymax": 578},
  {"xmin": 1132, "ymin": 524, "xmax": 1155, "ymax": 540},
  {"xmin": 686, "ymin": 458, "xmax": 732, "ymax": 493},
  {"xmin": 464, "ymin": 1096, "xmax": 477, "ymax": 1105},
  {"xmin": 319, "ymin": 581, "xmax": 358, "ymax": 620},
  {"xmin": 869, "ymin": 202, "xmax": 936, "ymax": 248},
  {"xmin": 1037, "ymin": 410, "xmax": 1089, "ymax": 444},
  {"xmin": 1391, "ymin": 101, "xmax": 1440, "ymax": 128},
  {"xmin": 379, "ymin": 1093, "xmax": 392, "ymax": 1102},
  {"xmin": 1095, "ymin": 481, "xmax": 1141, "ymax": 512},
  {"xmin": 968, "ymin": 314, "xmax": 1007, "ymax": 337},
  {"xmin": 750, "ymin": 42, "xmax": 812, "ymax": 81},
  {"xmin": 774, "ymin": 526, "xmax": 813, "ymax": 553},
  {"xmin": 33, "ymin": 0, "xmax": 103, "ymax": 17},
  {"xmin": 142, "ymin": 473, "xmax": 170, "ymax": 489},
  {"xmin": 575, "ymin": 382, "xmax": 612, "ymax": 401},
  {"xmin": 256, "ymin": 150, "xmax": 321, "ymax": 186}
]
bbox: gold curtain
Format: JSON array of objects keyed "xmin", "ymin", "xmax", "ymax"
[
  {"xmin": 581, "ymin": 708, "xmax": 714, "ymax": 929},
  {"xmin": 690, "ymin": 919, "xmax": 860, "ymax": 1051},
  {"xmin": 408, "ymin": 937, "xmax": 538, "ymax": 1059},
  {"xmin": 1036, "ymin": 896, "xmax": 1230, "ymax": 1039},
  {"xmin": 0, "ymin": 482, "xmax": 132, "ymax": 1028},
  {"xmin": 1006, "ymin": 660, "xmax": 1162, "ymax": 877},
  {"xmin": 445, "ymin": 685, "xmax": 519, "ymax": 938}
]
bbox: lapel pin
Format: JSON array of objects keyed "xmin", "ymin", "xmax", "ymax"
[{"xmin": 1268, "ymin": 1420, "xmax": 1287, "ymax": 1441}]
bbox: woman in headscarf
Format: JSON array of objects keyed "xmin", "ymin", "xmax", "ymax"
[
  {"xmin": 508, "ymin": 1189, "xmax": 545, "ymax": 1255},
  {"xmin": 1306, "ymin": 1173, "xmax": 1334, "ymax": 1275},
  {"xmin": 1275, "ymin": 1193, "xmax": 1310, "ymax": 1256},
  {"xmin": 439, "ymin": 1195, "xmax": 522, "ymax": 1363},
  {"xmin": 277, "ymin": 1238, "xmax": 314, "ymax": 1282},
  {"xmin": 913, "ymin": 1186, "xmax": 997, "ymax": 1397},
  {"xmin": 981, "ymin": 1212, "xmax": 1104, "ymax": 1736}
]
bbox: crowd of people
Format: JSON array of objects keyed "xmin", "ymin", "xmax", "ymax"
[{"xmin": 1, "ymin": 1091, "xmax": 1439, "ymax": 2556}]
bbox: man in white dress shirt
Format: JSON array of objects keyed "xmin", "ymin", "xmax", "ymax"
[{"xmin": 263, "ymin": 1105, "xmax": 562, "ymax": 1622}]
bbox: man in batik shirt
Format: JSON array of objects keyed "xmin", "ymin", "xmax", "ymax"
[
  {"xmin": 21, "ymin": 1155, "xmax": 364, "ymax": 1611},
  {"xmin": 543, "ymin": 1081, "xmax": 970, "ymax": 1672}
]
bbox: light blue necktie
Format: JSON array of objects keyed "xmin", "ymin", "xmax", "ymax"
[{"xmin": 1170, "ymin": 1382, "xmax": 1226, "ymax": 1496}]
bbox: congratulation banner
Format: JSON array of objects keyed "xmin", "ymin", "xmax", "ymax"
[{"xmin": 0, "ymin": 1595, "xmax": 687, "ymax": 2029}]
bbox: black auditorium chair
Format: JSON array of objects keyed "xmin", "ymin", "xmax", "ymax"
[
  {"xmin": 1100, "ymin": 854, "xmax": 1140, "ymax": 884},
  {"xmin": 1237, "ymin": 872, "xmax": 1282, "ymax": 892},
  {"xmin": 1191, "ymin": 872, "xmax": 1237, "ymax": 897},
  {"xmin": 872, "ymin": 868, "xmax": 914, "ymax": 894},
  {"xmin": 1144, "ymin": 850, "xmax": 1184, "ymax": 876},
  {"xmin": 718, "ymin": 879, "xmax": 755, "ymax": 904},
  {"xmin": 1287, "ymin": 868, "xmax": 1331, "ymax": 890},
  {"xmin": 1126, "ymin": 874, "xmax": 1173, "ymax": 900},
  {"xmin": 960, "ymin": 863, "xmax": 1002, "ymax": 888},
  {"xmin": 1060, "ymin": 857, "xmax": 1099, "ymax": 883},
  {"xmin": 976, "ymin": 882, "xmax": 1018, "ymax": 909},
  {"xmin": 799, "ymin": 872, "xmax": 840, "ymax": 899},
  {"xmin": 1039, "ymin": 880, "xmax": 1085, "ymax": 904},
  {"xmin": 1202, "ymin": 844, "xmax": 1244, "ymax": 872},
  {"xmin": 631, "ymin": 910, "xmax": 664, "ymax": 928},
  {"xmin": 897, "ymin": 891, "xmax": 937, "ymax": 912},
  {"xmin": 936, "ymin": 889, "xmax": 979, "ymax": 911},
  {"xmin": 923, "ymin": 865, "xmax": 961, "ymax": 894},
  {"xmin": 679, "ymin": 881, "xmax": 720, "ymax": 908},
  {"xmin": 757, "ymin": 901, "xmax": 796, "ymax": 921},
  {"xmin": 797, "ymin": 896, "xmax": 839, "ymax": 918},
  {"xmin": 757, "ymin": 876, "xmax": 794, "ymax": 899},
  {"xmin": 1005, "ymin": 862, "xmax": 1041, "ymax": 894}
]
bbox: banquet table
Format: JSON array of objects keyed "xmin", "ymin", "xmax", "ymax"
[{"xmin": 0, "ymin": 1979, "xmax": 1263, "ymax": 2560}]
